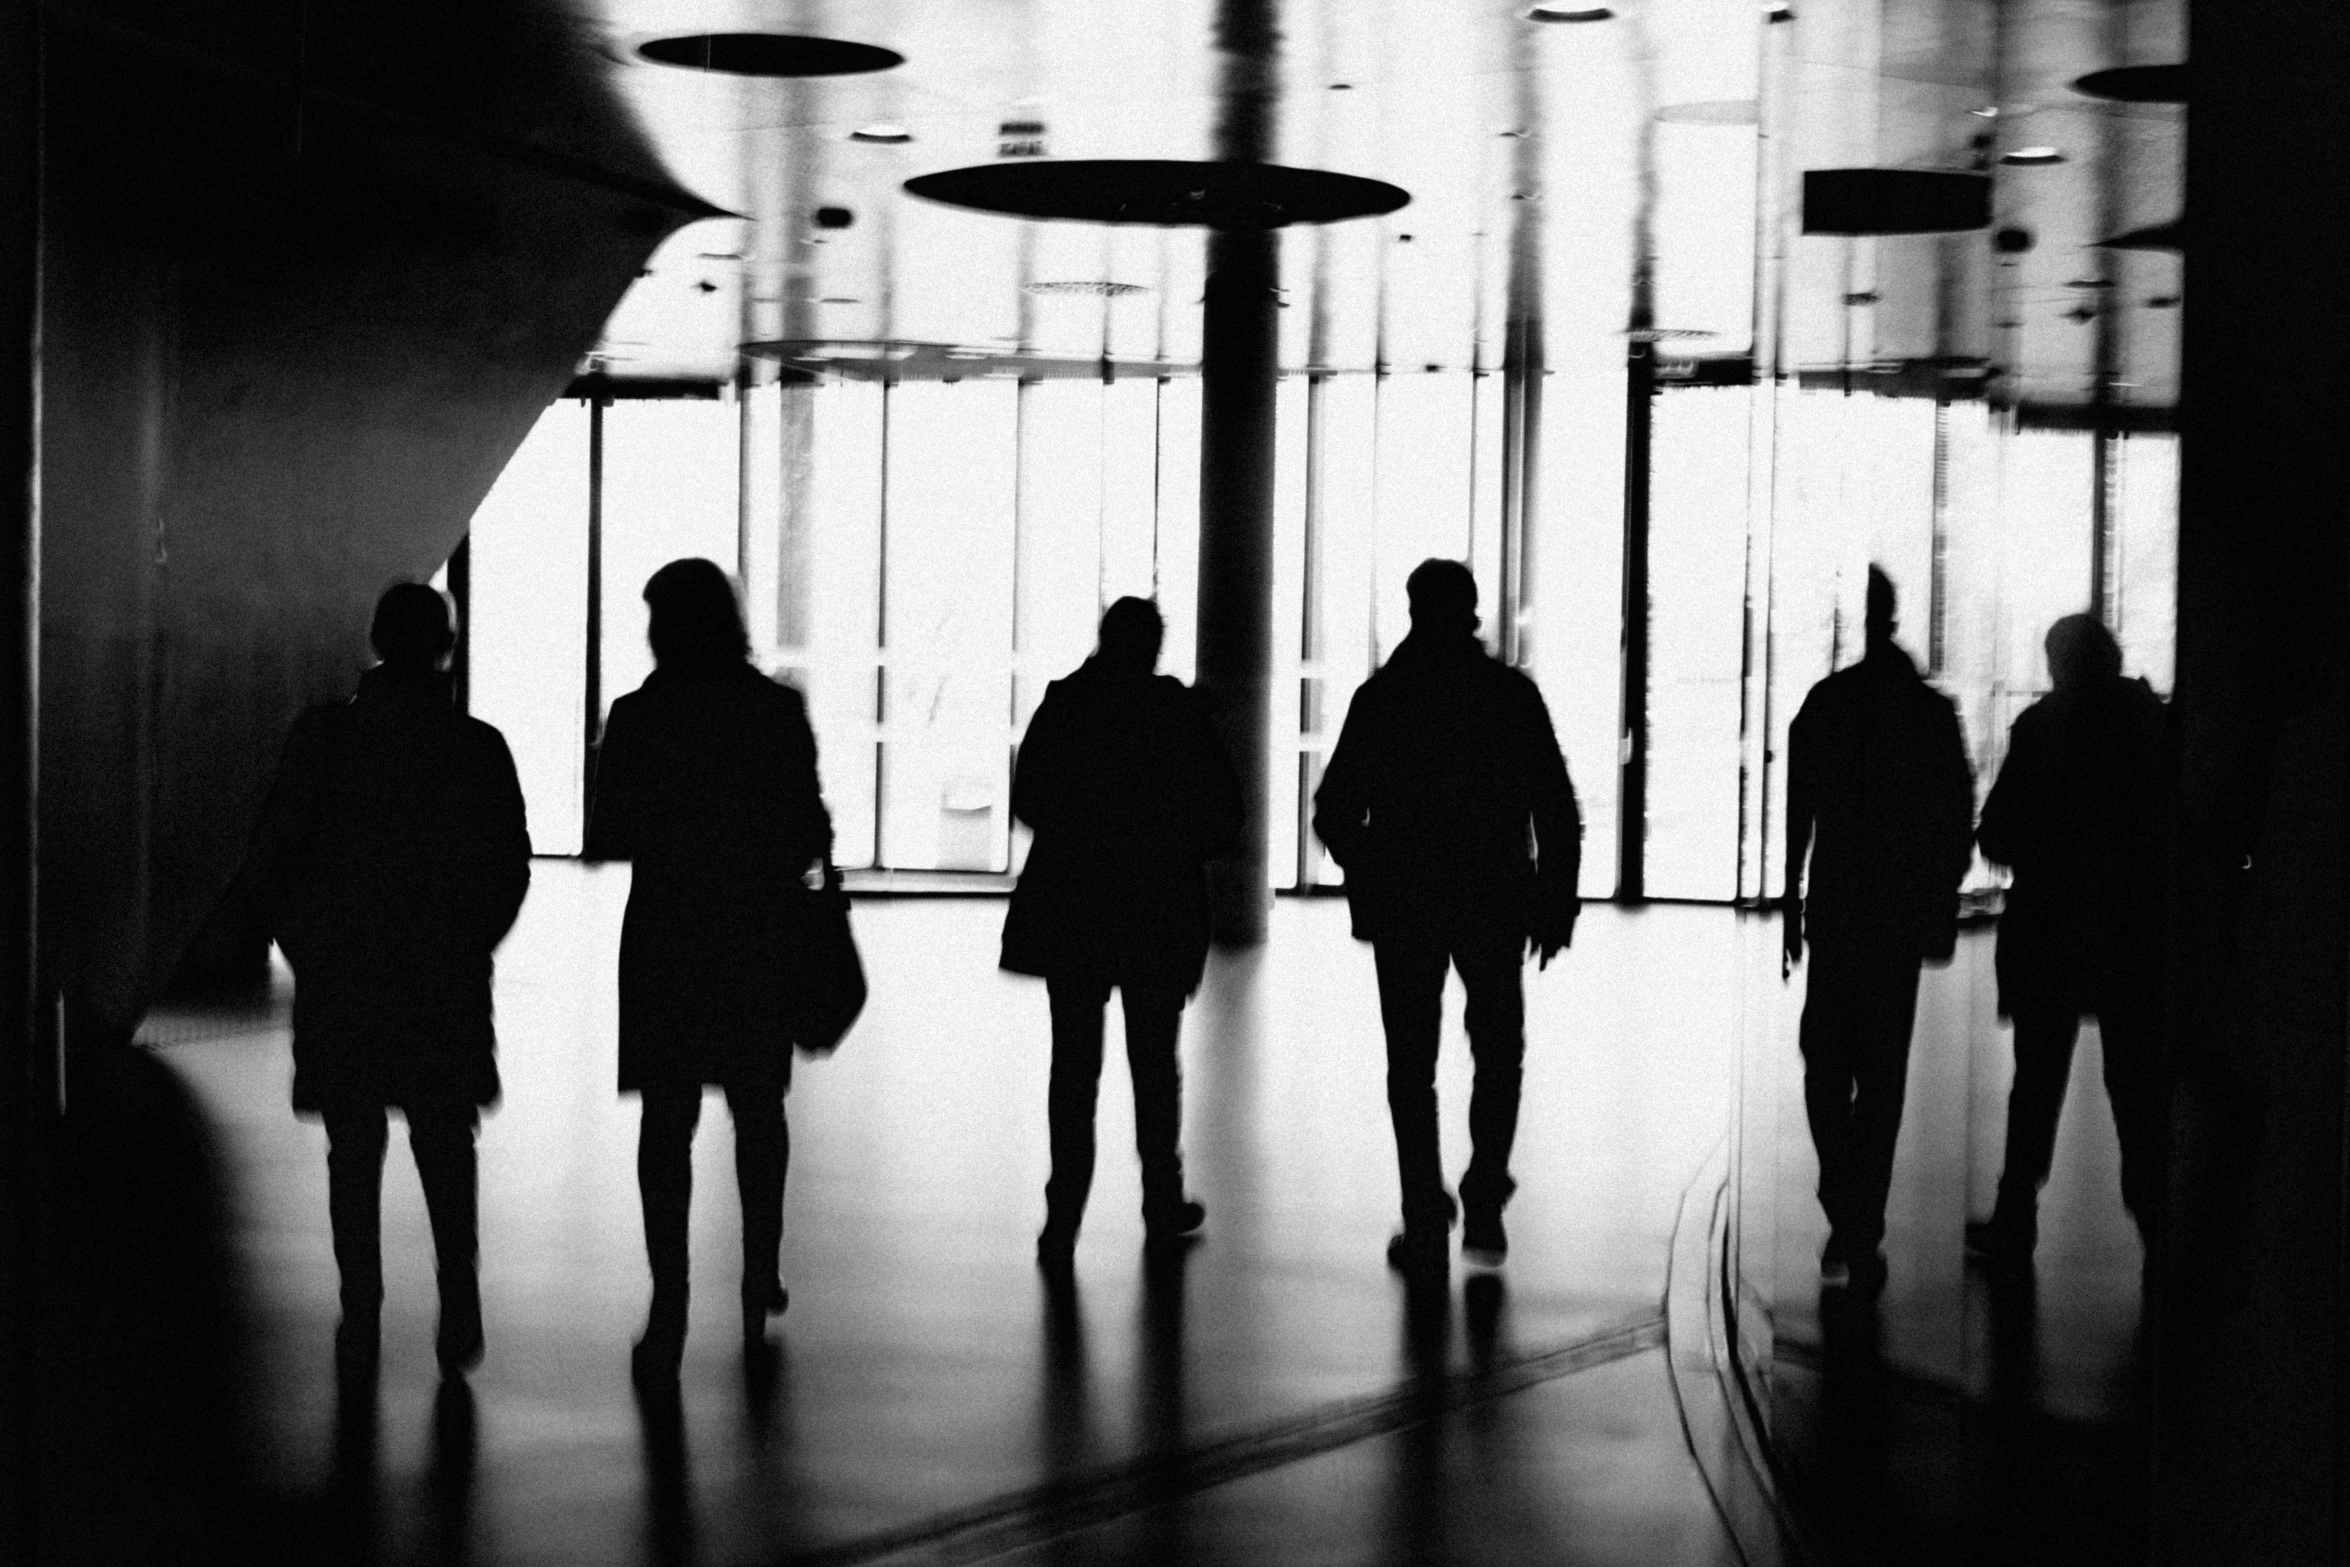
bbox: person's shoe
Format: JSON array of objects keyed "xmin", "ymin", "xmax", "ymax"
[
  {"xmin": 1036, "ymin": 1216, "xmax": 1081, "ymax": 1272},
  {"xmin": 631, "ymin": 1298, "xmax": 687, "ymax": 1384},
  {"xmin": 335, "ymin": 1308, "xmax": 381, "ymax": 1385},
  {"xmin": 1386, "ymin": 1227, "xmax": 1450, "ymax": 1277},
  {"xmin": 1461, "ymin": 1206, "xmax": 1508, "ymax": 1270},
  {"xmin": 1143, "ymin": 1199, "xmax": 1206, "ymax": 1248},
  {"xmin": 435, "ymin": 1289, "xmax": 485, "ymax": 1376},
  {"xmin": 742, "ymin": 1277, "xmax": 789, "ymax": 1342},
  {"xmin": 1964, "ymin": 1209, "xmax": 2037, "ymax": 1267}
]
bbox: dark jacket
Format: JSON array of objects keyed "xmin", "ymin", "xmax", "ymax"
[
  {"xmin": 1311, "ymin": 630, "xmax": 1582, "ymax": 945},
  {"xmin": 248, "ymin": 666, "xmax": 532, "ymax": 1113},
  {"xmin": 585, "ymin": 661, "xmax": 833, "ymax": 1093},
  {"xmin": 1978, "ymin": 675, "xmax": 2172, "ymax": 1018},
  {"xmin": 1000, "ymin": 660, "xmax": 1243, "ymax": 994},
  {"xmin": 1785, "ymin": 644, "xmax": 1975, "ymax": 961}
]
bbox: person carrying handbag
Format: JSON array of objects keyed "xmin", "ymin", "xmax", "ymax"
[{"xmin": 585, "ymin": 558, "xmax": 839, "ymax": 1381}]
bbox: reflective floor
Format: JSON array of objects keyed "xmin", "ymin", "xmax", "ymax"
[
  {"xmin": 131, "ymin": 868, "xmax": 1747, "ymax": 1566},
  {"xmin": 81, "ymin": 871, "xmax": 2149, "ymax": 1564}
]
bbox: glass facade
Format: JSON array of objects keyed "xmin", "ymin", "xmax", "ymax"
[{"xmin": 464, "ymin": 377, "xmax": 2174, "ymax": 899}]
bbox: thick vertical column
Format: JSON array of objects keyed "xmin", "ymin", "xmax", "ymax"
[
  {"xmin": 0, "ymin": 4, "xmax": 37, "ymax": 1556},
  {"xmin": 1196, "ymin": 230, "xmax": 1278, "ymax": 943},
  {"xmin": 1196, "ymin": 0, "xmax": 1278, "ymax": 944},
  {"xmin": 1615, "ymin": 336, "xmax": 1655, "ymax": 903},
  {"xmin": 583, "ymin": 394, "xmax": 604, "ymax": 759}
]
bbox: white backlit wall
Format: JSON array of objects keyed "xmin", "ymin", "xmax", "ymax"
[{"xmin": 465, "ymin": 402, "xmax": 590, "ymax": 854}]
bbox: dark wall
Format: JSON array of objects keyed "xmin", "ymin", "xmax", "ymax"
[
  {"xmin": 35, "ymin": 1, "xmax": 714, "ymax": 1036},
  {"xmin": 2157, "ymin": 0, "xmax": 2350, "ymax": 1559}
]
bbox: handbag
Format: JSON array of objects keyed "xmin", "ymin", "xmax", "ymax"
[{"xmin": 790, "ymin": 862, "xmax": 867, "ymax": 1056}]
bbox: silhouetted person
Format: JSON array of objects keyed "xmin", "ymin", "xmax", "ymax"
[
  {"xmin": 245, "ymin": 582, "xmax": 531, "ymax": 1377},
  {"xmin": 1312, "ymin": 559, "xmax": 1582, "ymax": 1274},
  {"xmin": 1968, "ymin": 614, "xmax": 2171, "ymax": 1265},
  {"xmin": 1783, "ymin": 566, "xmax": 1974, "ymax": 1297},
  {"xmin": 1003, "ymin": 597, "xmax": 1242, "ymax": 1268},
  {"xmin": 585, "ymin": 559, "xmax": 833, "ymax": 1380}
]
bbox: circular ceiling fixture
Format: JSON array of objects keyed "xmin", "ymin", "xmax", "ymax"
[
  {"xmin": 2071, "ymin": 64, "xmax": 2187, "ymax": 103},
  {"xmin": 636, "ymin": 34, "xmax": 904, "ymax": 77},
  {"xmin": 1023, "ymin": 281, "xmax": 1150, "ymax": 297},
  {"xmin": 1526, "ymin": 4, "xmax": 1614, "ymax": 20},
  {"xmin": 1999, "ymin": 146, "xmax": 2066, "ymax": 165},
  {"xmin": 850, "ymin": 124, "xmax": 914, "ymax": 144},
  {"xmin": 904, "ymin": 160, "xmax": 1409, "ymax": 229},
  {"xmin": 1764, "ymin": 0, "xmax": 1797, "ymax": 20}
]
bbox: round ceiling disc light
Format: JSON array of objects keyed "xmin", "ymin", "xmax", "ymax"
[
  {"xmin": 1764, "ymin": 1, "xmax": 1796, "ymax": 19},
  {"xmin": 850, "ymin": 124, "xmax": 914, "ymax": 144},
  {"xmin": 637, "ymin": 33, "xmax": 904, "ymax": 77},
  {"xmin": 2072, "ymin": 63, "xmax": 2188, "ymax": 103},
  {"xmin": 904, "ymin": 160, "xmax": 1409, "ymax": 230},
  {"xmin": 1999, "ymin": 146, "xmax": 2066, "ymax": 165},
  {"xmin": 1526, "ymin": 5, "xmax": 1614, "ymax": 20}
]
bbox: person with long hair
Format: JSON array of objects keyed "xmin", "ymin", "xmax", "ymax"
[{"xmin": 585, "ymin": 558, "xmax": 833, "ymax": 1379}]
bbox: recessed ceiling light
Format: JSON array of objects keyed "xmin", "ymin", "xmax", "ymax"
[
  {"xmin": 2000, "ymin": 146, "xmax": 2065, "ymax": 165},
  {"xmin": 1329, "ymin": 82, "xmax": 1353, "ymax": 91},
  {"xmin": 1764, "ymin": 0, "xmax": 1796, "ymax": 19},
  {"xmin": 850, "ymin": 124, "xmax": 914, "ymax": 144},
  {"xmin": 2065, "ymin": 277, "xmax": 2116, "ymax": 289},
  {"xmin": 1526, "ymin": 4, "xmax": 1614, "ymax": 20},
  {"xmin": 2146, "ymin": 294, "xmax": 2182, "ymax": 308},
  {"xmin": 1969, "ymin": 105, "xmax": 2001, "ymax": 118}
]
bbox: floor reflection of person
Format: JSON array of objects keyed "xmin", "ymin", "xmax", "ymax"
[
  {"xmin": 1969, "ymin": 614, "xmax": 2171, "ymax": 1266},
  {"xmin": 245, "ymin": 583, "xmax": 532, "ymax": 1378},
  {"xmin": 1312, "ymin": 559, "xmax": 1582, "ymax": 1276},
  {"xmin": 1783, "ymin": 566, "xmax": 1974, "ymax": 1298},
  {"xmin": 1002, "ymin": 597, "xmax": 1242, "ymax": 1269},
  {"xmin": 585, "ymin": 558, "xmax": 834, "ymax": 1380}
]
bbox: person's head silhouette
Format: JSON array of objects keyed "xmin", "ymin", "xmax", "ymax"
[
  {"xmin": 1096, "ymin": 596, "xmax": 1164, "ymax": 674},
  {"xmin": 1406, "ymin": 558, "xmax": 1480, "ymax": 639},
  {"xmin": 644, "ymin": 558, "xmax": 750, "ymax": 672},
  {"xmin": 371, "ymin": 582, "xmax": 456, "ymax": 675},
  {"xmin": 2045, "ymin": 612, "xmax": 2122, "ymax": 692},
  {"xmin": 1864, "ymin": 565, "xmax": 1898, "ymax": 652}
]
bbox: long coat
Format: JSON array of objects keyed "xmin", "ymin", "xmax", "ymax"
[
  {"xmin": 1784, "ymin": 644, "xmax": 1976, "ymax": 961},
  {"xmin": 1311, "ymin": 630, "xmax": 1582, "ymax": 945},
  {"xmin": 248, "ymin": 666, "xmax": 532, "ymax": 1113},
  {"xmin": 1978, "ymin": 675, "xmax": 2171, "ymax": 1018},
  {"xmin": 585, "ymin": 661, "xmax": 832, "ymax": 1094},
  {"xmin": 1000, "ymin": 660, "xmax": 1242, "ymax": 995}
]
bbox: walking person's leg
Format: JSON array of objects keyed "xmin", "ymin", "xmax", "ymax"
[
  {"xmin": 406, "ymin": 1102, "xmax": 483, "ymax": 1372},
  {"xmin": 725, "ymin": 1080, "xmax": 790, "ymax": 1337},
  {"xmin": 634, "ymin": 1084, "xmax": 702, "ymax": 1374},
  {"xmin": 1840, "ymin": 951, "xmax": 1924, "ymax": 1288},
  {"xmin": 2093, "ymin": 998, "xmax": 2166, "ymax": 1254},
  {"xmin": 1040, "ymin": 979, "xmax": 1111, "ymax": 1264},
  {"xmin": 1455, "ymin": 921, "xmax": 1527, "ymax": 1266},
  {"xmin": 1975, "ymin": 1009, "xmax": 2080, "ymax": 1259},
  {"xmin": 1373, "ymin": 935, "xmax": 1455, "ymax": 1261},
  {"xmin": 1797, "ymin": 943, "xmax": 1865, "ymax": 1275},
  {"xmin": 323, "ymin": 1104, "xmax": 390, "ymax": 1368},
  {"xmin": 1121, "ymin": 984, "xmax": 1200, "ymax": 1239}
]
